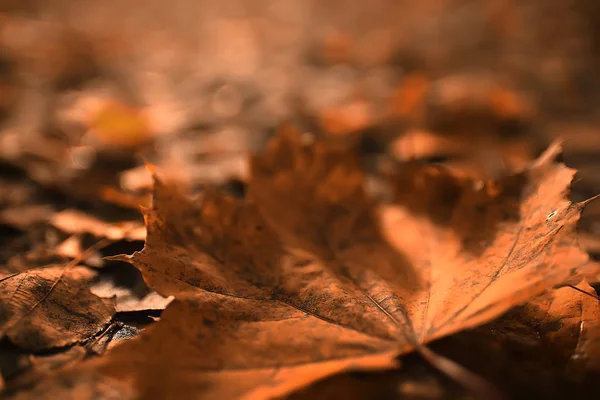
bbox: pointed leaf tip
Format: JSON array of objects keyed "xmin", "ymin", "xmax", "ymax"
[
  {"xmin": 578, "ymin": 193, "xmax": 600, "ymax": 208},
  {"xmin": 144, "ymin": 161, "xmax": 157, "ymax": 175},
  {"xmin": 104, "ymin": 254, "xmax": 133, "ymax": 263},
  {"xmin": 143, "ymin": 161, "xmax": 165, "ymax": 188}
]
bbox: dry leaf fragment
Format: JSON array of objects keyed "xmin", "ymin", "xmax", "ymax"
[
  {"xmin": 0, "ymin": 265, "xmax": 115, "ymax": 351},
  {"xmin": 391, "ymin": 72, "xmax": 429, "ymax": 123},
  {"xmin": 50, "ymin": 209, "xmax": 146, "ymax": 241},
  {"xmin": 4, "ymin": 346, "xmax": 88, "ymax": 394},
  {"xmin": 100, "ymin": 186, "xmax": 152, "ymax": 210},
  {"xmin": 320, "ymin": 100, "xmax": 372, "ymax": 136},
  {"xmin": 565, "ymin": 281, "xmax": 600, "ymax": 374},
  {"xmin": 412, "ymin": 280, "xmax": 600, "ymax": 398},
  {"xmin": 54, "ymin": 236, "xmax": 83, "ymax": 260},
  {"xmin": 503, "ymin": 280, "xmax": 600, "ymax": 375},
  {"xmin": 0, "ymin": 205, "xmax": 53, "ymax": 230},
  {"xmin": 0, "ymin": 178, "xmax": 53, "ymax": 230},
  {"xmin": 13, "ymin": 128, "xmax": 597, "ymax": 399},
  {"xmin": 90, "ymin": 279, "xmax": 173, "ymax": 313},
  {"xmin": 87, "ymin": 100, "xmax": 152, "ymax": 150}
]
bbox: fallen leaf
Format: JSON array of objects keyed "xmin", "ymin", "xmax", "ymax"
[
  {"xmin": 87, "ymin": 100, "xmax": 152, "ymax": 150},
  {"xmin": 391, "ymin": 72, "xmax": 429, "ymax": 124},
  {"xmin": 50, "ymin": 210, "xmax": 146, "ymax": 241},
  {"xmin": 54, "ymin": 236, "xmax": 83, "ymax": 260},
  {"xmin": 90, "ymin": 279, "xmax": 173, "ymax": 313},
  {"xmin": 565, "ymin": 281, "xmax": 600, "ymax": 375},
  {"xmin": 14, "ymin": 127, "xmax": 597, "ymax": 399},
  {"xmin": 1, "ymin": 314, "xmax": 159, "ymax": 395},
  {"xmin": 390, "ymin": 128, "xmax": 535, "ymax": 180},
  {"xmin": 424, "ymin": 279, "xmax": 600, "ymax": 398},
  {"xmin": 320, "ymin": 100, "xmax": 372, "ymax": 136},
  {"xmin": 0, "ymin": 178, "xmax": 53, "ymax": 230},
  {"xmin": 0, "ymin": 205, "xmax": 53, "ymax": 230},
  {"xmin": 0, "ymin": 227, "xmax": 86, "ymax": 277},
  {"xmin": 4, "ymin": 346, "xmax": 87, "ymax": 394},
  {"xmin": 0, "ymin": 265, "xmax": 115, "ymax": 351},
  {"xmin": 248, "ymin": 129, "xmax": 596, "ymax": 382},
  {"xmin": 118, "ymin": 165, "xmax": 154, "ymax": 193},
  {"xmin": 507, "ymin": 280, "xmax": 600, "ymax": 376},
  {"xmin": 12, "ymin": 295, "xmax": 399, "ymax": 400},
  {"xmin": 424, "ymin": 73, "xmax": 534, "ymax": 135},
  {"xmin": 100, "ymin": 186, "xmax": 152, "ymax": 210},
  {"xmin": 30, "ymin": 346, "xmax": 88, "ymax": 374},
  {"xmin": 320, "ymin": 32, "xmax": 353, "ymax": 65}
]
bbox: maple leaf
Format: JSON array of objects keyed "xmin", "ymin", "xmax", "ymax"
[
  {"xmin": 248, "ymin": 129, "xmax": 592, "ymax": 344},
  {"xmin": 12, "ymin": 128, "xmax": 597, "ymax": 399},
  {"xmin": 0, "ymin": 266, "xmax": 115, "ymax": 351}
]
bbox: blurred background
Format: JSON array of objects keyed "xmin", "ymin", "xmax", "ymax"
[
  {"xmin": 2, "ymin": 1, "xmax": 600, "ymax": 398},
  {"xmin": 3, "ymin": 0, "xmax": 600, "ymax": 238},
  {"xmin": 2, "ymin": 0, "xmax": 600, "ymax": 257}
]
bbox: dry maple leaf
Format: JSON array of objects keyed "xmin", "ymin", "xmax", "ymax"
[
  {"xmin": 11, "ymin": 128, "xmax": 597, "ymax": 400},
  {"xmin": 248, "ymin": 129, "xmax": 593, "ymax": 344},
  {"xmin": 0, "ymin": 265, "xmax": 115, "ymax": 351}
]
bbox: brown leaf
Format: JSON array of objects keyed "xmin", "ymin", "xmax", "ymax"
[
  {"xmin": 1, "ymin": 229, "xmax": 70, "ymax": 278},
  {"xmin": 320, "ymin": 100, "xmax": 373, "ymax": 136},
  {"xmin": 0, "ymin": 266, "xmax": 115, "ymax": 351},
  {"xmin": 87, "ymin": 100, "xmax": 152, "ymax": 150},
  {"xmin": 0, "ymin": 205, "xmax": 53, "ymax": 231},
  {"xmin": 250, "ymin": 130, "xmax": 593, "ymax": 340},
  {"xmin": 2, "ymin": 346, "xmax": 87, "ymax": 394},
  {"xmin": 390, "ymin": 129, "xmax": 535, "ymax": 180},
  {"xmin": 13, "ymin": 128, "xmax": 596, "ymax": 398},
  {"xmin": 100, "ymin": 186, "xmax": 152, "ymax": 210},
  {"xmin": 12, "ymin": 294, "xmax": 398, "ymax": 400},
  {"xmin": 502, "ymin": 280, "xmax": 600, "ymax": 376},
  {"xmin": 0, "ymin": 178, "xmax": 53, "ymax": 230},
  {"xmin": 391, "ymin": 72, "xmax": 429, "ymax": 124},
  {"xmin": 564, "ymin": 281, "xmax": 600, "ymax": 375},
  {"xmin": 90, "ymin": 279, "xmax": 173, "ymax": 313},
  {"xmin": 406, "ymin": 281, "xmax": 600, "ymax": 398},
  {"xmin": 50, "ymin": 209, "xmax": 146, "ymax": 241}
]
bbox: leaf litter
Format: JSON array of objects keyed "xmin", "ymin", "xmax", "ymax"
[
  {"xmin": 4, "ymin": 126, "xmax": 598, "ymax": 399},
  {"xmin": 2, "ymin": 2, "xmax": 600, "ymax": 398}
]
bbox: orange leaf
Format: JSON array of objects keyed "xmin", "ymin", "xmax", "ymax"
[{"xmin": 15, "ymin": 128, "xmax": 597, "ymax": 399}]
